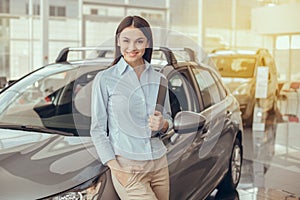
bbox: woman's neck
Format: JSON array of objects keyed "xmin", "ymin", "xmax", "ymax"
[
  {"xmin": 125, "ymin": 58, "xmax": 145, "ymax": 80},
  {"xmin": 133, "ymin": 64, "xmax": 145, "ymax": 80},
  {"xmin": 127, "ymin": 59, "xmax": 144, "ymax": 68}
]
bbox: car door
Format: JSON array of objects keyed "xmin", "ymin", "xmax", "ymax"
[
  {"xmin": 188, "ymin": 65, "xmax": 238, "ymax": 198},
  {"xmin": 164, "ymin": 64, "xmax": 237, "ymax": 199},
  {"xmin": 162, "ymin": 66, "xmax": 205, "ymax": 200}
]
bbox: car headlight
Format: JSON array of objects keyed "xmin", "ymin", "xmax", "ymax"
[
  {"xmin": 42, "ymin": 174, "xmax": 106, "ymax": 200},
  {"xmin": 232, "ymin": 83, "xmax": 250, "ymax": 96}
]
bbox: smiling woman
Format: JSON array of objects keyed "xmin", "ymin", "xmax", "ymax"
[{"xmin": 90, "ymin": 16, "xmax": 173, "ymax": 200}]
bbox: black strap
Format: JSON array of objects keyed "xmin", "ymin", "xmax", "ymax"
[
  {"xmin": 156, "ymin": 77, "xmax": 168, "ymax": 113},
  {"xmin": 151, "ymin": 77, "xmax": 168, "ymax": 138}
]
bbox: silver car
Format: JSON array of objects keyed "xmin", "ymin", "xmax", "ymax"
[
  {"xmin": 209, "ymin": 49, "xmax": 278, "ymax": 126},
  {"xmin": 0, "ymin": 47, "xmax": 243, "ymax": 200}
]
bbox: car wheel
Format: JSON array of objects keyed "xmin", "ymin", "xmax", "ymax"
[{"xmin": 218, "ymin": 137, "xmax": 242, "ymax": 193}]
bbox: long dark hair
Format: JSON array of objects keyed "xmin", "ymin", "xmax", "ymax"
[{"xmin": 112, "ymin": 16, "xmax": 153, "ymax": 65}]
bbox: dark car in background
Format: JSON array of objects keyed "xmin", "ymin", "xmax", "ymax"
[
  {"xmin": 209, "ymin": 49, "xmax": 278, "ymax": 126},
  {"xmin": 0, "ymin": 47, "xmax": 243, "ymax": 200}
]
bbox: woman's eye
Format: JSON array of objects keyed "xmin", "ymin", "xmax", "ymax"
[
  {"xmin": 137, "ymin": 40, "xmax": 144, "ymax": 44},
  {"xmin": 123, "ymin": 40, "xmax": 129, "ymax": 43}
]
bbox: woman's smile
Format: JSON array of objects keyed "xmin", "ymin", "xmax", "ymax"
[{"xmin": 126, "ymin": 51, "xmax": 139, "ymax": 57}]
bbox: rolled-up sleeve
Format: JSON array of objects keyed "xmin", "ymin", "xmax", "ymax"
[{"xmin": 90, "ymin": 71, "xmax": 115, "ymax": 165}]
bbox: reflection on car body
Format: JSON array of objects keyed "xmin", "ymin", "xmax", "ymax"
[{"xmin": 0, "ymin": 47, "xmax": 243, "ymax": 200}]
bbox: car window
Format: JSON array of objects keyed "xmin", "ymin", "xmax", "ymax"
[
  {"xmin": 0, "ymin": 70, "xmax": 74, "ymax": 129},
  {"xmin": 192, "ymin": 68, "xmax": 221, "ymax": 109},
  {"xmin": 168, "ymin": 69, "xmax": 198, "ymax": 118},
  {"xmin": 211, "ymin": 71, "xmax": 227, "ymax": 100},
  {"xmin": 0, "ymin": 65, "xmax": 103, "ymax": 136},
  {"xmin": 212, "ymin": 56, "xmax": 256, "ymax": 78}
]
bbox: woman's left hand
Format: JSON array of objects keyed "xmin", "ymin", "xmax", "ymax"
[{"xmin": 148, "ymin": 110, "xmax": 164, "ymax": 132}]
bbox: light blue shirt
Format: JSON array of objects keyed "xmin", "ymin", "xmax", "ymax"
[{"xmin": 90, "ymin": 57, "xmax": 173, "ymax": 165}]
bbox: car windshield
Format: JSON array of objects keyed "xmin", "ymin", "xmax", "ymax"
[
  {"xmin": 0, "ymin": 63, "xmax": 108, "ymax": 136},
  {"xmin": 212, "ymin": 56, "xmax": 256, "ymax": 78}
]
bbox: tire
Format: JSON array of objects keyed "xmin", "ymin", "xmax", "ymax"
[
  {"xmin": 217, "ymin": 137, "xmax": 242, "ymax": 193},
  {"xmin": 215, "ymin": 189, "xmax": 240, "ymax": 200}
]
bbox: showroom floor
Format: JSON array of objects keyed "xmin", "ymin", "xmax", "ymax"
[{"xmin": 208, "ymin": 97, "xmax": 300, "ymax": 200}]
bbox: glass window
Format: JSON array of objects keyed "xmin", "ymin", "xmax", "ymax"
[
  {"xmin": 212, "ymin": 56, "xmax": 256, "ymax": 78},
  {"xmin": 275, "ymin": 35, "xmax": 300, "ymax": 49},
  {"xmin": 276, "ymin": 36, "xmax": 289, "ymax": 50},
  {"xmin": 34, "ymin": 4, "xmax": 40, "ymax": 15},
  {"xmin": 168, "ymin": 73, "xmax": 188, "ymax": 119},
  {"xmin": 192, "ymin": 68, "xmax": 221, "ymax": 109},
  {"xmin": 0, "ymin": 65, "xmax": 102, "ymax": 136},
  {"xmin": 292, "ymin": 35, "xmax": 300, "ymax": 49},
  {"xmin": 211, "ymin": 72, "xmax": 226, "ymax": 100},
  {"xmin": 90, "ymin": 8, "xmax": 98, "ymax": 15},
  {"xmin": 0, "ymin": 0, "xmax": 9, "ymax": 13},
  {"xmin": 57, "ymin": 6, "xmax": 66, "ymax": 17},
  {"xmin": 168, "ymin": 69, "xmax": 198, "ymax": 118},
  {"xmin": 25, "ymin": 3, "xmax": 40, "ymax": 15},
  {"xmin": 49, "ymin": 6, "xmax": 56, "ymax": 16},
  {"xmin": 50, "ymin": 6, "xmax": 66, "ymax": 17}
]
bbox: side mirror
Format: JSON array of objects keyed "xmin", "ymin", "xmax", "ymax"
[{"xmin": 174, "ymin": 111, "xmax": 206, "ymax": 134}]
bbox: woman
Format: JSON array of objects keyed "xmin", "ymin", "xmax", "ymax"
[{"xmin": 90, "ymin": 16, "xmax": 172, "ymax": 200}]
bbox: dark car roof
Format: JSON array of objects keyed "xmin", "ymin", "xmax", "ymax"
[{"xmin": 55, "ymin": 46, "xmax": 202, "ymax": 68}]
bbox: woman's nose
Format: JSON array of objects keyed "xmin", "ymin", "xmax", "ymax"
[{"xmin": 127, "ymin": 41, "xmax": 137, "ymax": 51}]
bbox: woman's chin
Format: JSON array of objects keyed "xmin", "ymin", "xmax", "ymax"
[{"xmin": 124, "ymin": 57, "xmax": 143, "ymax": 66}]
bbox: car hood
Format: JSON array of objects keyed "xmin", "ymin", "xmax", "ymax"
[
  {"xmin": 221, "ymin": 77, "xmax": 252, "ymax": 92},
  {"xmin": 0, "ymin": 129, "xmax": 104, "ymax": 200}
]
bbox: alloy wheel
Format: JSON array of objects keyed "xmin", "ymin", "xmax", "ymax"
[{"xmin": 231, "ymin": 144, "xmax": 242, "ymax": 185}]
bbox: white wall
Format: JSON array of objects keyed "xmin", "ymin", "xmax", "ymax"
[{"xmin": 252, "ymin": 3, "xmax": 300, "ymax": 34}]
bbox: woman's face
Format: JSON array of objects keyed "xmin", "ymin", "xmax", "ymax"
[{"xmin": 118, "ymin": 26, "xmax": 149, "ymax": 67}]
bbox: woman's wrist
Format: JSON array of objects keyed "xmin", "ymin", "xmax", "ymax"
[{"xmin": 161, "ymin": 119, "xmax": 169, "ymax": 133}]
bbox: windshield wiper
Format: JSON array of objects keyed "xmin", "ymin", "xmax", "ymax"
[{"xmin": 0, "ymin": 124, "xmax": 73, "ymax": 136}]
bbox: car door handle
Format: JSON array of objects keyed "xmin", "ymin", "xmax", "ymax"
[
  {"xmin": 201, "ymin": 130, "xmax": 210, "ymax": 139},
  {"xmin": 201, "ymin": 122, "xmax": 210, "ymax": 139},
  {"xmin": 226, "ymin": 110, "xmax": 232, "ymax": 118},
  {"xmin": 202, "ymin": 123, "xmax": 210, "ymax": 133}
]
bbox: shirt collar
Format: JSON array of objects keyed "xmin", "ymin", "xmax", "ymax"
[{"xmin": 117, "ymin": 56, "xmax": 151, "ymax": 75}]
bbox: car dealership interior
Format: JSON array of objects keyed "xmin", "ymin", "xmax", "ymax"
[{"xmin": 0, "ymin": 0, "xmax": 300, "ymax": 199}]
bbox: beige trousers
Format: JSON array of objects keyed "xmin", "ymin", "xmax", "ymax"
[{"xmin": 111, "ymin": 155, "xmax": 169, "ymax": 200}]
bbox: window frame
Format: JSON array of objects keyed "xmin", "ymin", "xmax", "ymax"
[
  {"xmin": 167, "ymin": 66, "xmax": 200, "ymax": 116},
  {"xmin": 210, "ymin": 70, "xmax": 227, "ymax": 100},
  {"xmin": 190, "ymin": 65, "xmax": 224, "ymax": 111}
]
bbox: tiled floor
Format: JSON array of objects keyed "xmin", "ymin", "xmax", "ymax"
[{"xmin": 207, "ymin": 98, "xmax": 300, "ymax": 200}]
